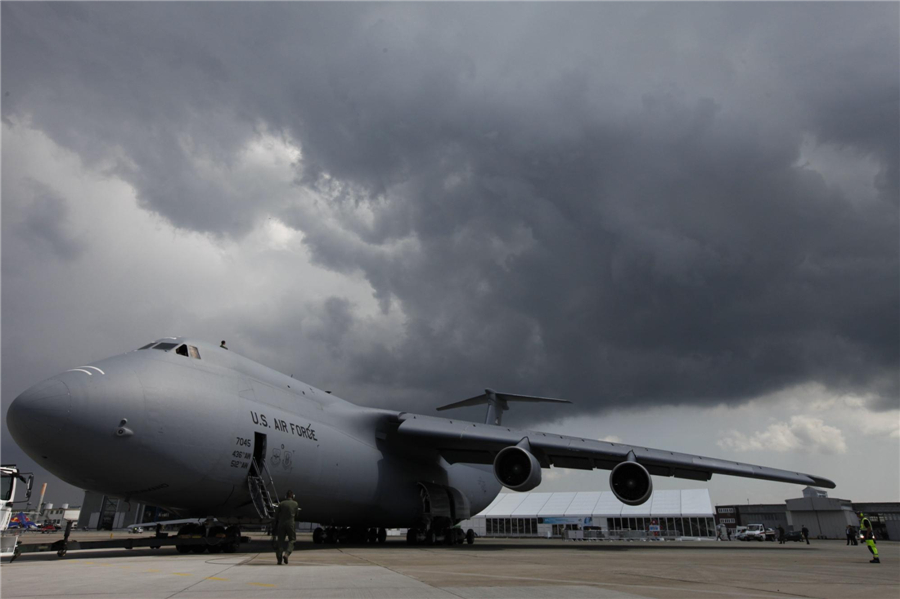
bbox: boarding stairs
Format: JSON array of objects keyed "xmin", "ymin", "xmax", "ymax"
[{"xmin": 248, "ymin": 458, "xmax": 278, "ymax": 520}]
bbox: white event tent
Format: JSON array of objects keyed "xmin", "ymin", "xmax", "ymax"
[{"xmin": 459, "ymin": 489, "xmax": 716, "ymax": 539}]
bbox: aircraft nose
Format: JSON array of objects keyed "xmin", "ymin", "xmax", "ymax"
[{"xmin": 7, "ymin": 379, "xmax": 72, "ymax": 459}]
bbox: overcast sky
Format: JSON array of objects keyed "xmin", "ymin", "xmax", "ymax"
[{"xmin": 2, "ymin": 2, "xmax": 897, "ymax": 508}]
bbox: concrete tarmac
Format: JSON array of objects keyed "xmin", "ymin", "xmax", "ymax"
[{"xmin": 2, "ymin": 533, "xmax": 897, "ymax": 599}]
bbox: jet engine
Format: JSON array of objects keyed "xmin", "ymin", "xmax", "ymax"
[
  {"xmin": 609, "ymin": 460, "xmax": 653, "ymax": 506},
  {"xmin": 493, "ymin": 445, "xmax": 542, "ymax": 492}
]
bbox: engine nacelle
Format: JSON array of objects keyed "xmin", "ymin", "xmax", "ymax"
[
  {"xmin": 493, "ymin": 446, "xmax": 542, "ymax": 492},
  {"xmin": 609, "ymin": 460, "xmax": 653, "ymax": 506}
]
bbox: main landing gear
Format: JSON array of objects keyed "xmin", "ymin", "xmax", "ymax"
[
  {"xmin": 405, "ymin": 527, "xmax": 475, "ymax": 546},
  {"xmin": 312, "ymin": 526, "xmax": 388, "ymax": 545}
]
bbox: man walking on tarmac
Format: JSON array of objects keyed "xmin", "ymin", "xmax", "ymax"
[
  {"xmin": 274, "ymin": 490, "xmax": 300, "ymax": 565},
  {"xmin": 858, "ymin": 512, "xmax": 880, "ymax": 564}
]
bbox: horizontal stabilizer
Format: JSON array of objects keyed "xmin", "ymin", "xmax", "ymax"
[
  {"xmin": 437, "ymin": 389, "xmax": 572, "ymax": 425},
  {"xmin": 437, "ymin": 389, "xmax": 572, "ymax": 411}
]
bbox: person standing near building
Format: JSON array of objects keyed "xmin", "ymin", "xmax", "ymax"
[
  {"xmin": 778, "ymin": 525, "xmax": 785, "ymax": 544},
  {"xmin": 274, "ymin": 490, "xmax": 300, "ymax": 565},
  {"xmin": 846, "ymin": 524, "xmax": 855, "ymax": 546},
  {"xmin": 801, "ymin": 524, "xmax": 809, "ymax": 544},
  {"xmin": 858, "ymin": 512, "xmax": 880, "ymax": 564}
]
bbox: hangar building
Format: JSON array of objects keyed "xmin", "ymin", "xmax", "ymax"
[
  {"xmin": 715, "ymin": 487, "xmax": 900, "ymax": 540},
  {"xmin": 459, "ymin": 490, "xmax": 717, "ymax": 539}
]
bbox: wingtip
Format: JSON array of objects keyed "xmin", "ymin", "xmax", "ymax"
[{"xmin": 816, "ymin": 477, "xmax": 837, "ymax": 489}]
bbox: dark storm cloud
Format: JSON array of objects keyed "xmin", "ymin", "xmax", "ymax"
[
  {"xmin": 2, "ymin": 2, "xmax": 897, "ymax": 420},
  {"xmin": 14, "ymin": 179, "xmax": 87, "ymax": 262}
]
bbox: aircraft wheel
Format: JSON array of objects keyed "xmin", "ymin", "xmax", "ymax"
[
  {"xmin": 313, "ymin": 527, "xmax": 325, "ymax": 544},
  {"xmin": 367, "ymin": 528, "xmax": 377, "ymax": 544},
  {"xmin": 176, "ymin": 524, "xmax": 194, "ymax": 554},
  {"xmin": 425, "ymin": 529, "xmax": 435, "ymax": 546},
  {"xmin": 378, "ymin": 528, "xmax": 387, "ymax": 544},
  {"xmin": 181, "ymin": 523, "xmax": 206, "ymax": 553},
  {"xmin": 466, "ymin": 529, "xmax": 475, "ymax": 545},
  {"xmin": 348, "ymin": 527, "xmax": 362, "ymax": 544},
  {"xmin": 222, "ymin": 526, "xmax": 240, "ymax": 553},
  {"xmin": 406, "ymin": 528, "xmax": 417, "ymax": 545},
  {"xmin": 207, "ymin": 526, "xmax": 226, "ymax": 554}
]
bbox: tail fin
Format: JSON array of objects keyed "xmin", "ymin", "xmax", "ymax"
[
  {"xmin": 16, "ymin": 512, "xmax": 35, "ymax": 528},
  {"xmin": 436, "ymin": 388, "xmax": 572, "ymax": 425}
]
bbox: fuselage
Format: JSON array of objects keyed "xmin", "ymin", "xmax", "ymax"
[{"xmin": 7, "ymin": 338, "xmax": 501, "ymax": 527}]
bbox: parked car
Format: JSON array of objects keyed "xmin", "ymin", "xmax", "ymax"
[
  {"xmin": 785, "ymin": 530, "xmax": 804, "ymax": 542},
  {"xmin": 39, "ymin": 523, "xmax": 61, "ymax": 533}
]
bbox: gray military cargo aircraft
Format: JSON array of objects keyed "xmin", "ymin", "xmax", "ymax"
[{"xmin": 7, "ymin": 338, "xmax": 835, "ymax": 548}]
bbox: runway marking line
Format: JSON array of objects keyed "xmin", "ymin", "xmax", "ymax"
[
  {"xmin": 173, "ymin": 572, "xmax": 192, "ymax": 576},
  {"xmin": 144, "ymin": 569, "xmax": 161, "ymax": 572},
  {"xmin": 206, "ymin": 576, "xmax": 229, "ymax": 581},
  {"xmin": 248, "ymin": 582, "xmax": 276, "ymax": 587}
]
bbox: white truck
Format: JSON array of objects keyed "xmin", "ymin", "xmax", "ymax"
[
  {"xmin": 740, "ymin": 523, "xmax": 775, "ymax": 542},
  {"xmin": 1, "ymin": 465, "xmax": 35, "ymax": 559}
]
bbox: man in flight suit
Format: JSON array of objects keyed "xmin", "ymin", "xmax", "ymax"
[
  {"xmin": 274, "ymin": 490, "xmax": 300, "ymax": 565},
  {"xmin": 858, "ymin": 512, "xmax": 880, "ymax": 564}
]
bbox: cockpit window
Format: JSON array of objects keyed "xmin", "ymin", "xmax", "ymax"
[
  {"xmin": 172, "ymin": 344, "xmax": 202, "ymax": 359},
  {"xmin": 153, "ymin": 342, "xmax": 178, "ymax": 351},
  {"xmin": 138, "ymin": 343, "xmax": 156, "ymax": 350}
]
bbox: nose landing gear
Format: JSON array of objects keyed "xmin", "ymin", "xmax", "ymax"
[{"xmin": 174, "ymin": 523, "xmax": 242, "ymax": 553}]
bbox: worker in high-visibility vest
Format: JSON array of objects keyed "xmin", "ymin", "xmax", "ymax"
[{"xmin": 858, "ymin": 512, "xmax": 880, "ymax": 564}]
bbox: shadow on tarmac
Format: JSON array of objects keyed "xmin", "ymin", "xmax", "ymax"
[{"xmin": 6, "ymin": 537, "xmax": 824, "ymax": 563}]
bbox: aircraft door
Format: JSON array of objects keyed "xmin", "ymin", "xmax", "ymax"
[{"xmin": 252, "ymin": 432, "xmax": 267, "ymax": 476}]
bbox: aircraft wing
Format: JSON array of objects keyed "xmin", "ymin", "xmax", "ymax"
[{"xmin": 394, "ymin": 413, "xmax": 836, "ymax": 488}]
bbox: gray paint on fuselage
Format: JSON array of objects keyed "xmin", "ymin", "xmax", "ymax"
[{"xmin": 8, "ymin": 338, "xmax": 500, "ymax": 527}]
